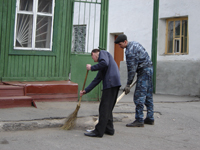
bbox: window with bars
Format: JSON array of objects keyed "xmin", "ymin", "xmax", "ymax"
[
  {"xmin": 165, "ymin": 17, "xmax": 188, "ymax": 54},
  {"xmin": 72, "ymin": 0, "xmax": 101, "ymax": 53},
  {"xmin": 14, "ymin": 0, "xmax": 55, "ymax": 51}
]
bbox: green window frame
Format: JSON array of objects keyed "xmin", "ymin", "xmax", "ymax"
[
  {"xmin": 10, "ymin": 0, "xmax": 56, "ymax": 56},
  {"xmin": 165, "ymin": 17, "xmax": 189, "ymax": 55}
]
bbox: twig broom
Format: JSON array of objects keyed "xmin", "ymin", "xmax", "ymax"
[{"xmin": 61, "ymin": 70, "xmax": 89, "ymax": 130}]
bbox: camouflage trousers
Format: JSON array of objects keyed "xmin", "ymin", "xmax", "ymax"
[{"xmin": 134, "ymin": 66, "xmax": 154, "ymax": 122}]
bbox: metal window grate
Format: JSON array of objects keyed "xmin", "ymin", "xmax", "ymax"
[{"xmin": 72, "ymin": 0, "xmax": 101, "ymax": 53}]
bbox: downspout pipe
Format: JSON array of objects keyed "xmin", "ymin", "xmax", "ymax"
[{"xmin": 151, "ymin": 0, "xmax": 159, "ymax": 93}]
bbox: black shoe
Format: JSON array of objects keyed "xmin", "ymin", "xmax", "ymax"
[
  {"xmin": 84, "ymin": 131, "xmax": 102, "ymax": 138},
  {"xmin": 86, "ymin": 129, "xmax": 114, "ymax": 136},
  {"xmin": 126, "ymin": 120, "xmax": 144, "ymax": 127},
  {"xmin": 105, "ymin": 130, "xmax": 114, "ymax": 136},
  {"xmin": 144, "ymin": 118, "xmax": 154, "ymax": 125}
]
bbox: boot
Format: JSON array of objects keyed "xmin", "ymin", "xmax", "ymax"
[{"xmin": 144, "ymin": 118, "xmax": 154, "ymax": 125}]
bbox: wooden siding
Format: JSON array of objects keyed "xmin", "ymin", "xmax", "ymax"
[{"xmin": 0, "ymin": 0, "xmax": 74, "ymax": 81}]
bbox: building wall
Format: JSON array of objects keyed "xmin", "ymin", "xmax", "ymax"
[
  {"xmin": 107, "ymin": 0, "xmax": 200, "ymax": 96},
  {"xmin": 107, "ymin": 0, "xmax": 154, "ymax": 89},
  {"xmin": 0, "ymin": 0, "xmax": 74, "ymax": 81},
  {"xmin": 156, "ymin": 0, "xmax": 200, "ymax": 96},
  {"xmin": 107, "ymin": 0, "xmax": 154, "ymax": 57}
]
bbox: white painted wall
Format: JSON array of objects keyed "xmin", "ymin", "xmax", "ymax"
[
  {"xmin": 107, "ymin": 0, "xmax": 154, "ymax": 57},
  {"xmin": 106, "ymin": 0, "xmax": 200, "ymax": 96},
  {"xmin": 157, "ymin": 0, "xmax": 200, "ymax": 61},
  {"xmin": 156, "ymin": 0, "xmax": 200, "ymax": 96},
  {"xmin": 107, "ymin": 0, "xmax": 154, "ymax": 89}
]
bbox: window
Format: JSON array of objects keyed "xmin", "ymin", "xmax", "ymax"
[
  {"xmin": 71, "ymin": 25, "xmax": 86, "ymax": 53},
  {"xmin": 165, "ymin": 17, "xmax": 188, "ymax": 54},
  {"xmin": 14, "ymin": 0, "xmax": 55, "ymax": 51}
]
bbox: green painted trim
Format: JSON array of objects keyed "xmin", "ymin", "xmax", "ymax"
[
  {"xmin": 2, "ymin": 77, "xmax": 68, "ymax": 82},
  {"xmin": 9, "ymin": 50, "xmax": 56, "ymax": 56},
  {"xmin": 99, "ymin": 0, "xmax": 109, "ymax": 50},
  {"xmin": 151, "ymin": 0, "xmax": 159, "ymax": 93},
  {"xmin": 71, "ymin": 52, "xmax": 91, "ymax": 56},
  {"xmin": 0, "ymin": 0, "xmax": 8, "ymax": 78}
]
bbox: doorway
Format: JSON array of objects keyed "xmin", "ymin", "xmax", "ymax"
[{"xmin": 114, "ymin": 35, "xmax": 124, "ymax": 69}]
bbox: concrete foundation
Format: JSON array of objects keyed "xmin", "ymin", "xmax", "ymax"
[
  {"xmin": 156, "ymin": 60, "xmax": 200, "ymax": 96},
  {"xmin": 120, "ymin": 60, "xmax": 200, "ymax": 96}
]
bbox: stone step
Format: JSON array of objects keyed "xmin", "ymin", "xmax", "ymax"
[
  {"xmin": 28, "ymin": 93, "xmax": 78, "ymax": 102},
  {"xmin": 2, "ymin": 80, "xmax": 78, "ymax": 102},
  {"xmin": 0, "ymin": 85, "xmax": 24, "ymax": 97},
  {"xmin": 0, "ymin": 96, "xmax": 33, "ymax": 108}
]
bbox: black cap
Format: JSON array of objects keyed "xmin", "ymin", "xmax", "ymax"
[{"xmin": 114, "ymin": 34, "xmax": 127, "ymax": 43}]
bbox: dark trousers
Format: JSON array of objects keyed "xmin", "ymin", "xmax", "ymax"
[{"xmin": 94, "ymin": 86, "xmax": 120, "ymax": 137}]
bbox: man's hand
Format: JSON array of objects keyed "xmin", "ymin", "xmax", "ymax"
[
  {"xmin": 86, "ymin": 64, "xmax": 91, "ymax": 70},
  {"xmin": 123, "ymin": 85, "xmax": 130, "ymax": 95},
  {"xmin": 80, "ymin": 90, "xmax": 86, "ymax": 97}
]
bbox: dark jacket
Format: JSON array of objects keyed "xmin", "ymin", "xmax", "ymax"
[{"xmin": 85, "ymin": 50, "xmax": 121, "ymax": 93}]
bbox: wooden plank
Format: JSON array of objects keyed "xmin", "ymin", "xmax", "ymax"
[
  {"xmin": 7, "ymin": 0, "xmax": 16, "ymax": 77},
  {"xmin": 63, "ymin": 0, "xmax": 71, "ymax": 78},
  {"xmin": 54, "ymin": 0, "xmax": 63, "ymax": 77},
  {"xmin": 33, "ymin": 56, "xmax": 38, "ymax": 77},
  {"xmin": 0, "ymin": 0, "xmax": 8, "ymax": 77},
  {"xmin": 18, "ymin": 55, "xmax": 23, "ymax": 77},
  {"xmin": 22, "ymin": 56, "xmax": 26, "ymax": 77},
  {"xmin": 51, "ymin": 56, "xmax": 55, "ymax": 77},
  {"xmin": 58, "ymin": 0, "xmax": 67, "ymax": 77},
  {"xmin": 26, "ymin": 56, "xmax": 30, "ymax": 77},
  {"xmin": 3, "ymin": 0, "xmax": 12, "ymax": 78},
  {"xmin": 0, "ymin": 0, "xmax": 3, "ymax": 52},
  {"xmin": 48, "ymin": 56, "xmax": 52, "ymax": 77},
  {"xmin": 41, "ymin": 56, "xmax": 45, "ymax": 77},
  {"xmin": 45, "ymin": 56, "xmax": 48, "ymax": 77},
  {"xmin": 38, "ymin": 56, "xmax": 42, "ymax": 77},
  {"xmin": 29, "ymin": 56, "xmax": 34, "ymax": 77}
]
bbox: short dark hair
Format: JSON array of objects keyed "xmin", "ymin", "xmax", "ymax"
[
  {"xmin": 91, "ymin": 49, "xmax": 100, "ymax": 56},
  {"xmin": 114, "ymin": 34, "xmax": 127, "ymax": 44}
]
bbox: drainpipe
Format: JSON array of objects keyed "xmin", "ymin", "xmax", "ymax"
[
  {"xmin": 151, "ymin": 0, "xmax": 159, "ymax": 93},
  {"xmin": 99, "ymin": 0, "xmax": 109, "ymax": 51}
]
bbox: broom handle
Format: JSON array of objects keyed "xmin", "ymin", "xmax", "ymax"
[
  {"xmin": 116, "ymin": 79, "xmax": 137, "ymax": 104},
  {"xmin": 78, "ymin": 70, "xmax": 89, "ymax": 106}
]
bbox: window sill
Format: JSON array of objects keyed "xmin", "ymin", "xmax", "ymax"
[{"xmin": 164, "ymin": 53, "xmax": 188, "ymax": 55}]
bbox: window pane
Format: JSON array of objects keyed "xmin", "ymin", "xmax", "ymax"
[
  {"xmin": 72, "ymin": 25, "xmax": 86, "ymax": 52},
  {"xmin": 167, "ymin": 21, "xmax": 173, "ymax": 53},
  {"xmin": 15, "ymin": 14, "xmax": 33, "ymax": 47},
  {"xmin": 175, "ymin": 21, "xmax": 180, "ymax": 38},
  {"xmin": 20, "ymin": 0, "xmax": 33, "ymax": 11},
  {"xmin": 181, "ymin": 20, "xmax": 188, "ymax": 53},
  {"xmin": 174, "ymin": 39, "xmax": 180, "ymax": 53},
  {"xmin": 38, "ymin": 0, "xmax": 52, "ymax": 13},
  {"xmin": 35, "ymin": 15, "xmax": 52, "ymax": 48}
]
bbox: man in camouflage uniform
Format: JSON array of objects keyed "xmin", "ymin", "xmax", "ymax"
[{"xmin": 115, "ymin": 34, "xmax": 154, "ymax": 127}]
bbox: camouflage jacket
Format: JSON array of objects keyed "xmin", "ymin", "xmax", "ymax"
[{"xmin": 125, "ymin": 41, "xmax": 152, "ymax": 85}]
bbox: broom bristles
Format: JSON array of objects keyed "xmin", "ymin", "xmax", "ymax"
[{"xmin": 61, "ymin": 105, "xmax": 80, "ymax": 130}]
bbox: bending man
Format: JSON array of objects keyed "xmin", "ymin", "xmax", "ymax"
[{"xmin": 80, "ymin": 49, "xmax": 121, "ymax": 137}]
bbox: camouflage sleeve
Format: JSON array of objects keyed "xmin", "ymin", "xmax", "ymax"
[{"xmin": 126, "ymin": 54, "xmax": 138, "ymax": 85}]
